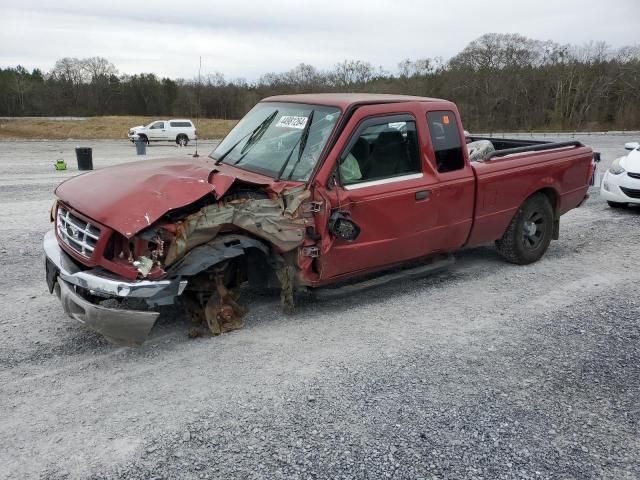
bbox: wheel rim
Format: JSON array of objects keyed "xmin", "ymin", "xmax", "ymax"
[
  {"xmin": 521, "ymin": 210, "xmax": 546, "ymax": 249},
  {"xmin": 179, "ymin": 137, "xmax": 186, "ymax": 146}
]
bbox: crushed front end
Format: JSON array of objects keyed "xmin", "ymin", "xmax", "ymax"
[
  {"xmin": 44, "ymin": 179, "xmax": 315, "ymax": 346},
  {"xmin": 44, "ymin": 228, "xmax": 187, "ymax": 346}
]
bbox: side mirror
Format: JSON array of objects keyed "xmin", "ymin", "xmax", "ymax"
[
  {"xmin": 624, "ymin": 142, "xmax": 639, "ymax": 151},
  {"xmin": 329, "ymin": 211, "xmax": 361, "ymax": 242}
]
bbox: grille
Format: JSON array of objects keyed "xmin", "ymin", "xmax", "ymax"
[
  {"xmin": 56, "ymin": 206, "xmax": 101, "ymax": 257},
  {"xmin": 620, "ymin": 186, "xmax": 640, "ymax": 199},
  {"xmin": 627, "ymin": 172, "xmax": 640, "ymax": 180}
]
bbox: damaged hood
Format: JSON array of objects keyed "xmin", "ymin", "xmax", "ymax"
[{"xmin": 55, "ymin": 158, "xmax": 262, "ymax": 237}]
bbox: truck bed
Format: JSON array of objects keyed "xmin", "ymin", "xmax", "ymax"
[
  {"xmin": 468, "ymin": 135, "xmax": 548, "ymax": 150},
  {"xmin": 466, "ymin": 138, "xmax": 594, "ymax": 246}
]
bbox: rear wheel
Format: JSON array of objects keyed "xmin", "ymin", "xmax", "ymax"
[
  {"xmin": 176, "ymin": 134, "xmax": 189, "ymax": 147},
  {"xmin": 607, "ymin": 201, "xmax": 628, "ymax": 208},
  {"xmin": 495, "ymin": 193, "xmax": 554, "ymax": 265}
]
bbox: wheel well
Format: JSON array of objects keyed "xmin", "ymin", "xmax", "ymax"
[
  {"xmin": 177, "ymin": 133, "xmax": 188, "ymax": 140},
  {"xmin": 532, "ymin": 187, "xmax": 560, "ymax": 239},
  {"xmin": 534, "ymin": 187, "xmax": 560, "ymax": 217}
]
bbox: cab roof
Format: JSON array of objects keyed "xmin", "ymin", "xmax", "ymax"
[{"xmin": 261, "ymin": 93, "xmax": 449, "ymax": 110}]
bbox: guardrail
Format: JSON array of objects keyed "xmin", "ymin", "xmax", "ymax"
[
  {"xmin": 477, "ymin": 131, "xmax": 640, "ymax": 138},
  {"xmin": 0, "ymin": 116, "xmax": 88, "ymax": 121}
]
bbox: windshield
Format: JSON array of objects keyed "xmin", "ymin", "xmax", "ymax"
[{"xmin": 210, "ymin": 102, "xmax": 341, "ymax": 181}]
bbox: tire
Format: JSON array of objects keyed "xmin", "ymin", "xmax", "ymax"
[
  {"xmin": 495, "ymin": 193, "xmax": 554, "ymax": 265},
  {"xmin": 138, "ymin": 134, "xmax": 149, "ymax": 145},
  {"xmin": 607, "ymin": 201, "xmax": 628, "ymax": 208},
  {"xmin": 176, "ymin": 134, "xmax": 189, "ymax": 147}
]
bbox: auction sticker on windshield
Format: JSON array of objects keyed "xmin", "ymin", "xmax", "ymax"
[{"xmin": 276, "ymin": 116, "xmax": 308, "ymax": 129}]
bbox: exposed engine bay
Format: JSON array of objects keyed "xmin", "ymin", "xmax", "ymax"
[{"xmin": 136, "ymin": 184, "xmax": 311, "ymax": 335}]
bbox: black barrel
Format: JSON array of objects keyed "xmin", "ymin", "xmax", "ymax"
[
  {"xmin": 135, "ymin": 138, "xmax": 147, "ymax": 155},
  {"xmin": 75, "ymin": 147, "xmax": 93, "ymax": 170}
]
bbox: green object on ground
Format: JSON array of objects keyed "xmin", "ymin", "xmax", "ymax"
[{"xmin": 55, "ymin": 159, "xmax": 67, "ymax": 171}]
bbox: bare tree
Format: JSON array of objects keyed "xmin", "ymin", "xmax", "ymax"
[
  {"xmin": 330, "ymin": 60, "xmax": 376, "ymax": 86},
  {"xmin": 398, "ymin": 58, "xmax": 434, "ymax": 78},
  {"xmin": 82, "ymin": 57, "xmax": 118, "ymax": 80}
]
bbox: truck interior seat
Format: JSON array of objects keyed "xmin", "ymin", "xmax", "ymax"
[
  {"xmin": 368, "ymin": 130, "xmax": 408, "ymax": 179},
  {"xmin": 350, "ymin": 137, "xmax": 370, "ymax": 172}
]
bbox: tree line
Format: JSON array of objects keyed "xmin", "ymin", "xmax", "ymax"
[{"xmin": 1, "ymin": 33, "xmax": 639, "ymax": 131}]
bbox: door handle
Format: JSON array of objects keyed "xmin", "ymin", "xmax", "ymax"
[{"xmin": 415, "ymin": 190, "xmax": 431, "ymax": 201}]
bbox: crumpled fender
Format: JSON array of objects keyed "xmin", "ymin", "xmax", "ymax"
[
  {"xmin": 166, "ymin": 234, "xmax": 270, "ymax": 276},
  {"xmin": 164, "ymin": 186, "xmax": 310, "ymax": 266}
]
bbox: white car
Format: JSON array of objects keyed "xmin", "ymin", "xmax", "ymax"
[
  {"xmin": 128, "ymin": 119, "xmax": 197, "ymax": 146},
  {"xmin": 600, "ymin": 141, "xmax": 640, "ymax": 208}
]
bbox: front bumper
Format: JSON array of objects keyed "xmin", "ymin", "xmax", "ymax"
[
  {"xmin": 55, "ymin": 279, "xmax": 159, "ymax": 346},
  {"xmin": 44, "ymin": 230, "xmax": 187, "ymax": 346},
  {"xmin": 600, "ymin": 171, "xmax": 640, "ymax": 204}
]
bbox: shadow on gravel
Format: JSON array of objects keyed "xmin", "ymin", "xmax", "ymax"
[
  {"xmin": 0, "ymin": 306, "xmax": 192, "ymax": 367},
  {"xmin": 292, "ymin": 269, "xmax": 471, "ymax": 317},
  {"xmin": 550, "ymin": 205, "xmax": 640, "ymax": 258},
  {"xmin": 608, "ymin": 204, "xmax": 640, "ymax": 215}
]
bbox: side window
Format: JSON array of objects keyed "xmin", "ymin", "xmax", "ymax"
[
  {"xmin": 426, "ymin": 111, "xmax": 464, "ymax": 173},
  {"xmin": 151, "ymin": 122, "xmax": 164, "ymax": 129},
  {"xmin": 340, "ymin": 120, "xmax": 421, "ymax": 186}
]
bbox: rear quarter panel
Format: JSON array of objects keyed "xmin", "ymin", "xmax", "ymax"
[{"xmin": 467, "ymin": 146, "xmax": 593, "ymax": 246}]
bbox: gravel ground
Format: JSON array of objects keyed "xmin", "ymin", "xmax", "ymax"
[{"xmin": 0, "ymin": 137, "xmax": 638, "ymax": 479}]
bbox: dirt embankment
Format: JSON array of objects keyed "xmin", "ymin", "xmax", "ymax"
[{"xmin": 0, "ymin": 116, "xmax": 237, "ymax": 140}]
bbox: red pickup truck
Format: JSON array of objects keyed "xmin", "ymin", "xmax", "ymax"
[{"xmin": 44, "ymin": 94, "xmax": 596, "ymax": 345}]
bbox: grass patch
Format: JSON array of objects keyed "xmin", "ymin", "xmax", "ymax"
[{"xmin": 0, "ymin": 116, "xmax": 237, "ymax": 140}]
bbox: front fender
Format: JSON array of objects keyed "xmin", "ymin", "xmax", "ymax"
[{"xmin": 166, "ymin": 234, "xmax": 270, "ymax": 277}]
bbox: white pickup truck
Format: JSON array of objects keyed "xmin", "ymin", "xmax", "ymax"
[{"xmin": 128, "ymin": 119, "xmax": 197, "ymax": 146}]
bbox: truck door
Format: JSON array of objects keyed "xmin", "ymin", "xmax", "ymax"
[
  {"xmin": 315, "ymin": 104, "xmax": 475, "ymax": 281},
  {"xmin": 148, "ymin": 121, "xmax": 166, "ymax": 140}
]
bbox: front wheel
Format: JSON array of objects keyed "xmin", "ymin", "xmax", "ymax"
[
  {"xmin": 607, "ymin": 201, "xmax": 628, "ymax": 209},
  {"xmin": 176, "ymin": 134, "xmax": 189, "ymax": 147},
  {"xmin": 495, "ymin": 193, "xmax": 554, "ymax": 265}
]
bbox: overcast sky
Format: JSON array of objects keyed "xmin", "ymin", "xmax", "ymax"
[{"xmin": 1, "ymin": 0, "xmax": 638, "ymax": 80}]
